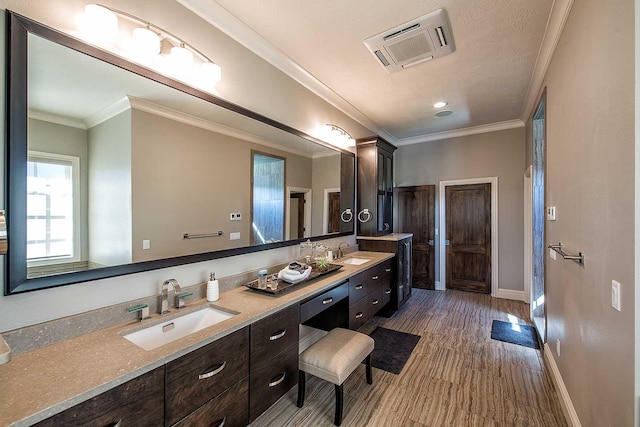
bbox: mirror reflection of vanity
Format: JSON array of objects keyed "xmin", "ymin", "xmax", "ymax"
[{"xmin": 6, "ymin": 12, "xmax": 355, "ymax": 294}]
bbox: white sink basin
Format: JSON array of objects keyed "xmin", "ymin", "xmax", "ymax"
[
  {"xmin": 340, "ymin": 257, "xmax": 371, "ymax": 265},
  {"xmin": 122, "ymin": 306, "xmax": 236, "ymax": 351}
]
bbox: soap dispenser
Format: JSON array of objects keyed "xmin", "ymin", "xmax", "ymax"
[{"xmin": 207, "ymin": 272, "xmax": 219, "ymax": 302}]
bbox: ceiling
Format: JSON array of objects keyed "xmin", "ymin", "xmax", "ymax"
[{"xmin": 180, "ymin": 0, "xmax": 555, "ymax": 145}]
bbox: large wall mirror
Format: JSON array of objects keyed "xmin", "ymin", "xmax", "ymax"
[{"xmin": 6, "ymin": 12, "xmax": 355, "ymax": 294}]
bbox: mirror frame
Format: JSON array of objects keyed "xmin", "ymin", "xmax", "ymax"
[{"xmin": 5, "ymin": 11, "xmax": 355, "ymax": 294}]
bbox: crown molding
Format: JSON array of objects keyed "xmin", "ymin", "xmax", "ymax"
[
  {"xmin": 28, "ymin": 109, "xmax": 86, "ymax": 129},
  {"xmin": 394, "ymin": 119, "xmax": 525, "ymax": 146},
  {"xmin": 177, "ymin": 0, "xmax": 395, "ymax": 143},
  {"xmin": 84, "ymin": 96, "xmax": 132, "ymax": 129},
  {"xmin": 520, "ymin": 0, "xmax": 575, "ymax": 122},
  {"xmin": 126, "ymin": 96, "xmax": 320, "ymax": 159}
]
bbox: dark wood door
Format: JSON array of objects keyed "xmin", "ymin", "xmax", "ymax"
[
  {"xmin": 328, "ymin": 191, "xmax": 340, "ymax": 233},
  {"xmin": 445, "ymin": 183, "xmax": 491, "ymax": 293},
  {"xmin": 290, "ymin": 193, "xmax": 305, "ymax": 238},
  {"xmin": 394, "ymin": 185, "xmax": 435, "ymax": 289}
]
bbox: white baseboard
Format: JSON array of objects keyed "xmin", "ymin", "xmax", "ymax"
[
  {"xmin": 494, "ymin": 288, "xmax": 524, "ymax": 301},
  {"xmin": 543, "ymin": 343, "xmax": 581, "ymax": 427}
]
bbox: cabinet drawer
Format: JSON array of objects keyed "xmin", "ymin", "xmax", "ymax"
[
  {"xmin": 249, "ymin": 345, "xmax": 298, "ymax": 422},
  {"xmin": 174, "ymin": 378, "xmax": 248, "ymax": 427},
  {"xmin": 348, "ymin": 270, "xmax": 370, "ymax": 304},
  {"xmin": 35, "ymin": 367, "xmax": 164, "ymax": 427},
  {"xmin": 300, "ymin": 281, "xmax": 348, "ymax": 323},
  {"xmin": 379, "ymin": 259, "xmax": 393, "ymax": 284},
  {"xmin": 166, "ymin": 327, "xmax": 249, "ymax": 425},
  {"xmin": 381, "ymin": 281, "xmax": 392, "ymax": 307},
  {"xmin": 251, "ymin": 304, "xmax": 299, "ymax": 369},
  {"xmin": 368, "ymin": 286, "xmax": 383, "ymax": 318},
  {"xmin": 348, "ymin": 296, "xmax": 369, "ymax": 330}
]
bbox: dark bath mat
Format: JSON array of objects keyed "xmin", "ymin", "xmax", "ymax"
[
  {"xmin": 367, "ymin": 326, "xmax": 421, "ymax": 374},
  {"xmin": 491, "ymin": 320, "xmax": 540, "ymax": 349}
]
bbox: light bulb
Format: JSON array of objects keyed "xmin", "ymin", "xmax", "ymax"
[
  {"xmin": 132, "ymin": 27, "xmax": 160, "ymax": 57},
  {"xmin": 82, "ymin": 5, "xmax": 118, "ymax": 43},
  {"xmin": 433, "ymin": 101, "xmax": 448, "ymax": 109},
  {"xmin": 170, "ymin": 46, "xmax": 194, "ymax": 66},
  {"xmin": 201, "ymin": 62, "xmax": 221, "ymax": 83}
]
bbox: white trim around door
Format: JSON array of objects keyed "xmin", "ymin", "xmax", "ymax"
[{"xmin": 438, "ymin": 177, "xmax": 499, "ymax": 298}]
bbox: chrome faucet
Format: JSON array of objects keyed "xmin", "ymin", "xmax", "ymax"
[
  {"xmin": 337, "ymin": 242, "xmax": 350, "ymax": 259},
  {"xmin": 159, "ymin": 279, "xmax": 182, "ymax": 315}
]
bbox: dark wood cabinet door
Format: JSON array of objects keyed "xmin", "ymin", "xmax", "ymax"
[
  {"xmin": 35, "ymin": 367, "xmax": 164, "ymax": 427},
  {"xmin": 165, "ymin": 327, "xmax": 249, "ymax": 426},
  {"xmin": 394, "ymin": 185, "xmax": 435, "ymax": 289},
  {"xmin": 174, "ymin": 379, "xmax": 249, "ymax": 427},
  {"xmin": 251, "ymin": 304, "xmax": 299, "ymax": 368},
  {"xmin": 445, "ymin": 183, "xmax": 491, "ymax": 293},
  {"xmin": 249, "ymin": 344, "xmax": 298, "ymax": 422}
]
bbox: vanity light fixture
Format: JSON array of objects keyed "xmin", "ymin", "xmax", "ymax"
[
  {"xmin": 79, "ymin": 4, "xmax": 221, "ymax": 89},
  {"xmin": 322, "ymin": 124, "xmax": 356, "ymax": 148},
  {"xmin": 433, "ymin": 101, "xmax": 448, "ymax": 108}
]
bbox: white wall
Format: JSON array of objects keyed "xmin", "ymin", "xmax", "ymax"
[
  {"xmin": 394, "ymin": 127, "xmax": 525, "ymax": 292},
  {"xmin": 0, "ymin": 0, "xmax": 365, "ymax": 332}
]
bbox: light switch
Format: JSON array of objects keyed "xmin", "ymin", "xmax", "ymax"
[
  {"xmin": 230, "ymin": 232, "xmax": 240, "ymax": 240},
  {"xmin": 142, "ymin": 240, "xmax": 150, "ymax": 250},
  {"xmin": 547, "ymin": 206, "xmax": 556, "ymax": 221}
]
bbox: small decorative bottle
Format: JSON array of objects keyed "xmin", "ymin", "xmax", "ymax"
[{"xmin": 207, "ymin": 272, "xmax": 219, "ymax": 302}]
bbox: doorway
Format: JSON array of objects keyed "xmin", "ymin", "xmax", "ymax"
[
  {"xmin": 438, "ymin": 177, "xmax": 498, "ymax": 296},
  {"xmin": 532, "ymin": 90, "xmax": 547, "ymax": 342},
  {"xmin": 285, "ymin": 187, "xmax": 311, "ymax": 240},
  {"xmin": 394, "ymin": 185, "xmax": 435, "ymax": 289},
  {"xmin": 323, "ymin": 188, "xmax": 341, "ymax": 234}
]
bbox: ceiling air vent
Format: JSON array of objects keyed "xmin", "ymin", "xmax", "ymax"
[{"xmin": 364, "ymin": 8, "xmax": 455, "ymax": 73}]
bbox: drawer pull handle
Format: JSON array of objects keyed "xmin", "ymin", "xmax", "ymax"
[
  {"xmin": 385, "ymin": 268, "xmax": 392, "ymax": 272},
  {"xmin": 355, "ymin": 284, "xmax": 363, "ymax": 290},
  {"xmin": 215, "ymin": 417, "xmax": 227, "ymax": 427},
  {"xmin": 111, "ymin": 420, "xmax": 122, "ymax": 427},
  {"xmin": 322, "ymin": 297, "xmax": 333, "ymax": 305},
  {"xmin": 269, "ymin": 372, "xmax": 286, "ymax": 387},
  {"xmin": 372, "ymin": 299, "xmax": 379, "ymax": 305},
  {"xmin": 385, "ymin": 289, "xmax": 391, "ymax": 294},
  {"xmin": 355, "ymin": 312, "xmax": 363, "ymax": 319},
  {"xmin": 198, "ymin": 361, "xmax": 227, "ymax": 380},
  {"xmin": 372, "ymin": 275, "xmax": 379, "ymax": 280},
  {"xmin": 270, "ymin": 330, "xmax": 286, "ymax": 340}
]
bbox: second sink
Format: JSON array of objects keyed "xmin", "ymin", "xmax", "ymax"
[
  {"xmin": 340, "ymin": 257, "xmax": 371, "ymax": 265},
  {"xmin": 122, "ymin": 305, "xmax": 236, "ymax": 351}
]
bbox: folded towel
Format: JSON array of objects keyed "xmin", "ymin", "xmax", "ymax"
[{"xmin": 278, "ymin": 264, "xmax": 312, "ymax": 284}]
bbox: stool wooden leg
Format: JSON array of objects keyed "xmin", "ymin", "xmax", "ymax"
[
  {"xmin": 297, "ymin": 371, "xmax": 306, "ymax": 408},
  {"xmin": 365, "ymin": 354, "xmax": 373, "ymax": 385},
  {"xmin": 334, "ymin": 383, "xmax": 343, "ymax": 426}
]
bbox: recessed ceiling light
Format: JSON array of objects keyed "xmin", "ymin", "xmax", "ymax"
[
  {"xmin": 435, "ymin": 110, "xmax": 453, "ymax": 117},
  {"xmin": 433, "ymin": 101, "xmax": 448, "ymax": 108}
]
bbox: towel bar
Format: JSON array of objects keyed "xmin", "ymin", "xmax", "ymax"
[{"xmin": 548, "ymin": 243, "xmax": 584, "ymax": 266}]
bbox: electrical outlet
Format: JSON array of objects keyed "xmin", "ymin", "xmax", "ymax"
[
  {"xmin": 142, "ymin": 240, "xmax": 150, "ymax": 250},
  {"xmin": 230, "ymin": 232, "xmax": 240, "ymax": 240},
  {"xmin": 549, "ymin": 248, "xmax": 556, "ymax": 260},
  {"xmin": 235, "ymin": 212, "xmax": 242, "ymax": 220},
  {"xmin": 230, "ymin": 213, "xmax": 242, "ymax": 221},
  {"xmin": 556, "ymin": 339, "xmax": 560, "ymax": 357},
  {"xmin": 612, "ymin": 280, "xmax": 621, "ymax": 311}
]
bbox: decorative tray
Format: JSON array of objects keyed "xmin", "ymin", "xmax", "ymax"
[{"xmin": 245, "ymin": 263, "xmax": 344, "ymax": 294}]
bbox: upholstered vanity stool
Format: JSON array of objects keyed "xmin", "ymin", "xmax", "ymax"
[{"xmin": 297, "ymin": 328, "xmax": 375, "ymax": 426}]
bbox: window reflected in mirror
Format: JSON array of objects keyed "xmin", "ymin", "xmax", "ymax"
[{"xmin": 251, "ymin": 152, "xmax": 285, "ymax": 244}]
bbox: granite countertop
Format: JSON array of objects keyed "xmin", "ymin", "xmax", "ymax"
[
  {"xmin": 356, "ymin": 233, "xmax": 413, "ymax": 241},
  {"xmin": 0, "ymin": 251, "xmax": 394, "ymax": 427}
]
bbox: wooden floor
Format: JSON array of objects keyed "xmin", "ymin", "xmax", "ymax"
[{"xmin": 250, "ymin": 289, "xmax": 567, "ymax": 427}]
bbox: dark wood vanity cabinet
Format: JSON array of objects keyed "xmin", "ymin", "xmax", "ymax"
[
  {"xmin": 348, "ymin": 259, "xmax": 393, "ymax": 329},
  {"xmin": 356, "ymin": 136, "xmax": 397, "ymax": 236},
  {"xmin": 166, "ymin": 327, "xmax": 250, "ymax": 426},
  {"xmin": 358, "ymin": 236, "xmax": 413, "ymax": 313},
  {"xmin": 249, "ymin": 304, "xmax": 300, "ymax": 423},
  {"xmin": 34, "ymin": 366, "xmax": 165, "ymax": 427}
]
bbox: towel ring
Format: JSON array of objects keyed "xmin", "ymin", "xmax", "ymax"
[
  {"xmin": 358, "ymin": 209, "xmax": 372, "ymax": 223},
  {"xmin": 341, "ymin": 209, "xmax": 353, "ymax": 223}
]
